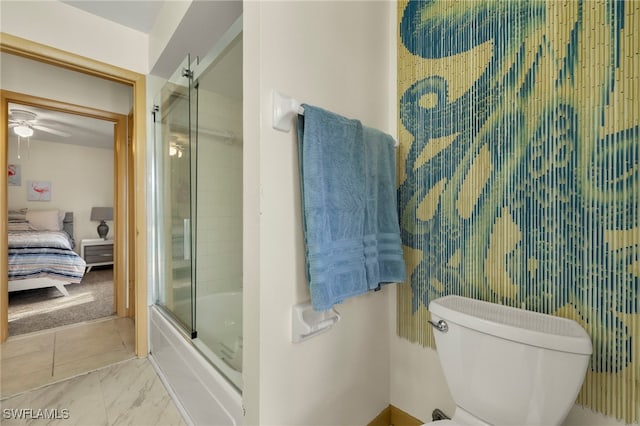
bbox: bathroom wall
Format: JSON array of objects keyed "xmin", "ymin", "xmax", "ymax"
[
  {"xmin": 244, "ymin": 1, "xmax": 396, "ymax": 424},
  {"xmin": 196, "ymin": 90, "xmax": 243, "ymax": 296},
  {"xmin": 0, "ymin": 53, "xmax": 132, "ymax": 116},
  {"xmin": 392, "ymin": 0, "xmax": 639, "ymax": 425},
  {"xmin": 0, "ymin": 0, "xmax": 148, "ymax": 73}
]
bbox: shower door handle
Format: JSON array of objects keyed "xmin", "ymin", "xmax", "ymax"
[{"xmin": 183, "ymin": 218, "xmax": 191, "ymax": 260}]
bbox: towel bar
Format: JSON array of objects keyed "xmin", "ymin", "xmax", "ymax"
[
  {"xmin": 291, "ymin": 301, "xmax": 341, "ymax": 343},
  {"xmin": 272, "ymin": 91, "xmax": 399, "ymax": 147},
  {"xmin": 273, "ymin": 91, "xmax": 304, "ymax": 132}
]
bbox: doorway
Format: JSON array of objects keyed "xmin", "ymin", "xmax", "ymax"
[
  {"xmin": 0, "ymin": 34, "xmax": 147, "ymax": 356},
  {"xmin": 4, "ymin": 93, "xmax": 128, "ymax": 336}
]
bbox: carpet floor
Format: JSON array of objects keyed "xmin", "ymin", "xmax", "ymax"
[{"xmin": 8, "ymin": 267, "xmax": 115, "ymax": 336}]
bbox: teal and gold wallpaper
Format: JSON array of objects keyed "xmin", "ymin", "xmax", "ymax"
[{"xmin": 397, "ymin": 0, "xmax": 638, "ymax": 421}]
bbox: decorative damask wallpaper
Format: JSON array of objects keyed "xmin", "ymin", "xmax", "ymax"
[{"xmin": 397, "ymin": 0, "xmax": 638, "ymax": 421}]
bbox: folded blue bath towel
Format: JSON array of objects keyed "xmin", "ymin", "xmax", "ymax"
[
  {"xmin": 297, "ymin": 105, "xmax": 406, "ymax": 311},
  {"xmin": 362, "ymin": 126, "xmax": 406, "ymax": 290}
]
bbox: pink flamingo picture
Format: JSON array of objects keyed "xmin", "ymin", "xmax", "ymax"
[
  {"xmin": 8, "ymin": 164, "xmax": 21, "ymax": 186},
  {"xmin": 28, "ymin": 181, "xmax": 51, "ymax": 201}
]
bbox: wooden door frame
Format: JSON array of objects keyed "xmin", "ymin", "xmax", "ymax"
[
  {"xmin": 2, "ymin": 90, "xmax": 128, "ymax": 317},
  {"xmin": 0, "ymin": 33, "xmax": 148, "ymax": 357}
]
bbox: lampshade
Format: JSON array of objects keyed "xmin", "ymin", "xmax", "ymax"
[
  {"xmin": 90, "ymin": 207, "xmax": 113, "ymax": 221},
  {"xmin": 14, "ymin": 125, "xmax": 34, "ymax": 138}
]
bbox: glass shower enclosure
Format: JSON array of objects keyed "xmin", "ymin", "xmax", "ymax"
[{"xmin": 152, "ymin": 29, "xmax": 243, "ymax": 390}]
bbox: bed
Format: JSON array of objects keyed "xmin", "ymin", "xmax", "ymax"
[{"xmin": 8, "ymin": 211, "xmax": 87, "ymax": 297}]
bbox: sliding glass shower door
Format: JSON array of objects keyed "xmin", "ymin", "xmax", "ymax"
[
  {"xmin": 153, "ymin": 55, "xmax": 198, "ymax": 337},
  {"xmin": 151, "ymin": 23, "xmax": 243, "ymax": 390}
]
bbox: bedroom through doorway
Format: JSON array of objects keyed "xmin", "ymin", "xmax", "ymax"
[{"xmin": 3, "ymin": 88, "xmax": 131, "ymax": 338}]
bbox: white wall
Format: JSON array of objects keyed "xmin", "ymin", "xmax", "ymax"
[
  {"xmin": 7, "ymin": 138, "xmax": 114, "ymax": 249},
  {"xmin": 196, "ymin": 90, "xmax": 243, "ymax": 297},
  {"xmin": 148, "ymin": 0, "xmax": 192, "ymax": 74},
  {"xmin": 1, "ymin": 53, "xmax": 132, "ymax": 115},
  {"xmin": 5, "ymin": 2, "xmax": 634, "ymax": 425},
  {"xmin": 0, "ymin": 0, "xmax": 148, "ymax": 74},
  {"xmin": 244, "ymin": 1, "xmax": 395, "ymax": 424}
]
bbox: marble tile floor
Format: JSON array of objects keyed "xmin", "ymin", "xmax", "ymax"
[
  {"xmin": 0, "ymin": 357, "xmax": 186, "ymax": 426},
  {"xmin": 1, "ymin": 316, "xmax": 135, "ymax": 398},
  {"xmin": 1, "ymin": 317, "xmax": 185, "ymax": 425}
]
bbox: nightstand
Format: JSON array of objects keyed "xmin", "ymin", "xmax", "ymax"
[{"xmin": 81, "ymin": 238, "xmax": 114, "ymax": 272}]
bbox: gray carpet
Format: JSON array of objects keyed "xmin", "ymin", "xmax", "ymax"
[{"xmin": 8, "ymin": 268, "xmax": 115, "ymax": 336}]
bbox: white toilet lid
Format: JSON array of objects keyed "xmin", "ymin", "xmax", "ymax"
[{"xmin": 421, "ymin": 421, "xmax": 459, "ymax": 426}]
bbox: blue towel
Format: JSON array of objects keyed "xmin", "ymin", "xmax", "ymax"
[
  {"xmin": 362, "ymin": 126, "xmax": 407, "ymax": 290},
  {"xmin": 297, "ymin": 105, "xmax": 406, "ymax": 311}
]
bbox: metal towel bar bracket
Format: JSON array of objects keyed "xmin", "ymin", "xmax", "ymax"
[{"xmin": 272, "ymin": 90, "xmax": 399, "ymax": 147}]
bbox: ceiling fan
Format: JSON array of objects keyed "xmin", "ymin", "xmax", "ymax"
[{"xmin": 8, "ymin": 108, "xmax": 71, "ymax": 138}]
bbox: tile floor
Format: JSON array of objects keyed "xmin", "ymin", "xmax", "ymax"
[{"xmin": 1, "ymin": 316, "xmax": 185, "ymax": 425}]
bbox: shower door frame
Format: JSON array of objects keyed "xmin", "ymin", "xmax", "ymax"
[{"xmin": 152, "ymin": 55, "xmax": 199, "ymax": 339}]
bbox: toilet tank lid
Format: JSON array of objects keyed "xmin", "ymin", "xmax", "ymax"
[{"xmin": 429, "ymin": 296, "xmax": 593, "ymax": 355}]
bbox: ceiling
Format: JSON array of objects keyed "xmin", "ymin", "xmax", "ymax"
[
  {"xmin": 8, "ymin": 103, "xmax": 115, "ymax": 150},
  {"xmin": 5, "ymin": 1, "xmax": 242, "ymax": 150},
  {"xmin": 6, "ymin": 1, "xmax": 157, "ymax": 151},
  {"xmin": 60, "ymin": 1, "xmax": 165, "ymax": 34}
]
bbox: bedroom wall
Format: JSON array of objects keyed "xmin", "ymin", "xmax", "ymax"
[{"xmin": 7, "ymin": 137, "xmax": 114, "ymax": 250}]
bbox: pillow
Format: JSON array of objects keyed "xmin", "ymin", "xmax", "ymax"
[
  {"xmin": 26, "ymin": 209, "xmax": 63, "ymax": 231},
  {"xmin": 7, "ymin": 222, "xmax": 32, "ymax": 232},
  {"xmin": 8, "ymin": 208, "xmax": 27, "ymax": 221}
]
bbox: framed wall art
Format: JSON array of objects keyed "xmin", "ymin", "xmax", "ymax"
[
  {"xmin": 27, "ymin": 180, "xmax": 52, "ymax": 201},
  {"xmin": 8, "ymin": 164, "xmax": 21, "ymax": 186}
]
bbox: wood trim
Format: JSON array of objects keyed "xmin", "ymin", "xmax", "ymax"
[
  {"xmin": 1, "ymin": 94, "xmax": 8, "ymax": 341},
  {"xmin": 132, "ymin": 76, "xmax": 147, "ymax": 356},
  {"xmin": 390, "ymin": 405, "xmax": 424, "ymax": 425},
  {"xmin": 0, "ymin": 33, "xmax": 142, "ymax": 86},
  {"xmin": 127, "ymin": 110, "xmax": 136, "ymax": 319},
  {"xmin": 367, "ymin": 405, "xmax": 424, "ymax": 426},
  {"xmin": 0, "ymin": 34, "xmax": 147, "ymax": 357},
  {"xmin": 114, "ymin": 114, "xmax": 127, "ymax": 317},
  {"xmin": 368, "ymin": 406, "xmax": 391, "ymax": 426},
  {"xmin": 0, "ymin": 90, "xmax": 124, "ymax": 122}
]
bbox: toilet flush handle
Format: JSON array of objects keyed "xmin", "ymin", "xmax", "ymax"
[{"xmin": 428, "ymin": 319, "xmax": 448, "ymax": 333}]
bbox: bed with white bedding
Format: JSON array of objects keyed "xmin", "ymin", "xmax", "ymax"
[{"xmin": 8, "ymin": 210, "xmax": 86, "ymax": 296}]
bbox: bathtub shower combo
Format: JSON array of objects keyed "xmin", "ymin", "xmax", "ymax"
[{"xmin": 148, "ymin": 22, "xmax": 244, "ymax": 425}]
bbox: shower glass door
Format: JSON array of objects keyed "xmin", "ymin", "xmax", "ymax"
[{"xmin": 153, "ymin": 55, "xmax": 197, "ymax": 337}]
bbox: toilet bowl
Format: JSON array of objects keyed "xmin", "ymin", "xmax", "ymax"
[{"xmin": 422, "ymin": 295, "xmax": 592, "ymax": 426}]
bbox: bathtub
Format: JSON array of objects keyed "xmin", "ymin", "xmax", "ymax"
[
  {"xmin": 194, "ymin": 292, "xmax": 243, "ymax": 387},
  {"xmin": 149, "ymin": 293, "xmax": 243, "ymax": 425}
]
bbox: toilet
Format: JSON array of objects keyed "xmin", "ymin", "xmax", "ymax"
[{"xmin": 425, "ymin": 295, "xmax": 592, "ymax": 426}]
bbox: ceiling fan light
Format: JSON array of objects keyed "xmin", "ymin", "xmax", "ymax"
[{"xmin": 14, "ymin": 125, "xmax": 34, "ymax": 138}]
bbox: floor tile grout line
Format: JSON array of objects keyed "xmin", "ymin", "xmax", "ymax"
[
  {"xmin": 1, "ymin": 318, "xmax": 135, "ymax": 401},
  {"xmin": 51, "ymin": 332, "xmax": 56, "ymax": 376}
]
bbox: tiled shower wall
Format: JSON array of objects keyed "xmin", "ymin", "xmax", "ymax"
[{"xmin": 196, "ymin": 90, "xmax": 243, "ymax": 297}]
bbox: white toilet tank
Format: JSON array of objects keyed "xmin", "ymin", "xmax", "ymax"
[{"xmin": 429, "ymin": 295, "xmax": 592, "ymax": 426}]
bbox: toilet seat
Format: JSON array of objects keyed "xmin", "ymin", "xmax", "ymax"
[{"xmin": 421, "ymin": 420, "xmax": 459, "ymax": 425}]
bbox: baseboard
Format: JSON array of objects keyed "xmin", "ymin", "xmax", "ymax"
[
  {"xmin": 368, "ymin": 406, "xmax": 391, "ymax": 426},
  {"xmin": 368, "ymin": 405, "xmax": 423, "ymax": 426}
]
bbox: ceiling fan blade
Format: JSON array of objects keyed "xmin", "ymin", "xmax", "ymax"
[{"xmin": 33, "ymin": 125, "xmax": 71, "ymax": 138}]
